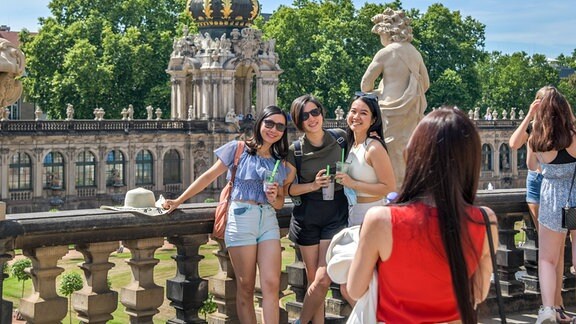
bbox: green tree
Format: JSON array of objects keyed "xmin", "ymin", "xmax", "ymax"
[
  {"xmin": 59, "ymin": 272, "xmax": 83, "ymax": 324},
  {"xmin": 262, "ymin": 0, "xmax": 391, "ymax": 114},
  {"xmin": 412, "ymin": 4, "xmax": 486, "ymax": 109},
  {"xmin": 477, "ymin": 51, "xmax": 558, "ymax": 114},
  {"xmin": 11, "ymin": 258, "xmax": 32, "ymax": 298},
  {"xmin": 20, "ymin": 0, "xmax": 194, "ymax": 119}
]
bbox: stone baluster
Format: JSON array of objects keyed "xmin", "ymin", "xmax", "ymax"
[
  {"xmin": 120, "ymin": 238, "xmax": 164, "ymax": 323},
  {"xmin": 166, "ymin": 234, "xmax": 209, "ymax": 324},
  {"xmin": 520, "ymin": 212, "xmax": 539, "ymax": 293},
  {"xmin": 326, "ymin": 283, "xmax": 351, "ymax": 321},
  {"xmin": 73, "ymin": 241, "xmax": 120, "ymax": 323},
  {"xmin": 285, "ymin": 244, "xmax": 307, "ymax": 321},
  {"xmin": 19, "ymin": 245, "xmax": 69, "ymax": 323},
  {"xmin": 495, "ymin": 213, "xmax": 525, "ymax": 296},
  {"xmin": 207, "ymin": 238, "xmax": 238, "ymax": 323}
]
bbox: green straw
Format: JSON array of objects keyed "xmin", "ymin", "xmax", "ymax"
[
  {"xmin": 341, "ymin": 148, "xmax": 345, "ymax": 163},
  {"xmin": 326, "ymin": 164, "xmax": 330, "ymax": 176},
  {"xmin": 269, "ymin": 160, "xmax": 281, "ymax": 182}
]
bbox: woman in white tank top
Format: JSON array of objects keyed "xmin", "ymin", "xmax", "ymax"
[{"xmin": 335, "ymin": 92, "xmax": 396, "ymax": 227}]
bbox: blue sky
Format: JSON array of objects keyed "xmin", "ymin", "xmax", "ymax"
[{"xmin": 2, "ymin": 0, "xmax": 575, "ymax": 58}]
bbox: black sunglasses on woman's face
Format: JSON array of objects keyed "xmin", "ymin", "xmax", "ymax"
[
  {"xmin": 301, "ymin": 107, "xmax": 321, "ymax": 122},
  {"xmin": 263, "ymin": 119, "xmax": 286, "ymax": 132}
]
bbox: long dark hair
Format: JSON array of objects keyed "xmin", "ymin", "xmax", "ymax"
[
  {"xmin": 290, "ymin": 94, "xmax": 325, "ymax": 132},
  {"xmin": 245, "ymin": 105, "xmax": 289, "ymax": 160},
  {"xmin": 529, "ymin": 86, "xmax": 575, "ymax": 152},
  {"xmin": 345, "ymin": 94, "xmax": 387, "ymax": 151},
  {"xmin": 396, "ymin": 107, "xmax": 481, "ymax": 324}
]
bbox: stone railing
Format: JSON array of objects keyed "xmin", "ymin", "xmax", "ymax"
[
  {"xmin": 0, "ymin": 189, "xmax": 574, "ymax": 323},
  {"xmin": 0, "ymin": 119, "xmax": 211, "ymax": 135}
]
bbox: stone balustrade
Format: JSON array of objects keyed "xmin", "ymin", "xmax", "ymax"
[{"xmin": 0, "ymin": 189, "xmax": 574, "ymax": 323}]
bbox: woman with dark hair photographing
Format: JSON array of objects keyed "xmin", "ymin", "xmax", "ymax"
[
  {"xmin": 163, "ymin": 105, "xmax": 289, "ymax": 323},
  {"xmin": 526, "ymin": 86, "xmax": 576, "ymax": 323},
  {"xmin": 347, "ymin": 108, "xmax": 497, "ymax": 324}
]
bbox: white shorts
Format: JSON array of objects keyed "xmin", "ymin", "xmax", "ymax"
[{"xmin": 348, "ymin": 199, "xmax": 386, "ymax": 227}]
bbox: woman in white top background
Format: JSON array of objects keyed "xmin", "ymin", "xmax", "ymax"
[{"xmin": 335, "ymin": 91, "xmax": 396, "ymax": 226}]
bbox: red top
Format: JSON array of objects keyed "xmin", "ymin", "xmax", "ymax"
[{"xmin": 376, "ymin": 203, "xmax": 486, "ymax": 323}]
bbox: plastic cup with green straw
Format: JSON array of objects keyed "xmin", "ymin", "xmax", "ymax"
[{"xmin": 268, "ymin": 160, "xmax": 281, "ymax": 182}]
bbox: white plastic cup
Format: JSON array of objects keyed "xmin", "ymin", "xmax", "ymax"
[
  {"xmin": 263, "ymin": 170, "xmax": 275, "ymax": 192},
  {"xmin": 322, "ymin": 178, "xmax": 335, "ymax": 200},
  {"xmin": 335, "ymin": 161, "xmax": 350, "ymax": 174}
]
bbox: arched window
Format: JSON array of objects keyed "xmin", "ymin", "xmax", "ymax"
[
  {"xmin": 517, "ymin": 144, "xmax": 527, "ymax": 170},
  {"xmin": 163, "ymin": 149, "xmax": 181, "ymax": 184},
  {"xmin": 135, "ymin": 150, "xmax": 153, "ymax": 185},
  {"xmin": 76, "ymin": 151, "xmax": 96, "ymax": 187},
  {"xmin": 9, "ymin": 153, "xmax": 32, "ymax": 190},
  {"xmin": 499, "ymin": 144, "xmax": 511, "ymax": 172},
  {"xmin": 106, "ymin": 150, "xmax": 125, "ymax": 187},
  {"xmin": 481, "ymin": 144, "xmax": 492, "ymax": 171},
  {"xmin": 43, "ymin": 152, "xmax": 65, "ymax": 189}
]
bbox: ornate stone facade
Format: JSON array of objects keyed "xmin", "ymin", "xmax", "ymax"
[
  {"xmin": 0, "ymin": 117, "xmax": 527, "ymax": 214},
  {"xmin": 166, "ymin": 25, "xmax": 282, "ymax": 121}
]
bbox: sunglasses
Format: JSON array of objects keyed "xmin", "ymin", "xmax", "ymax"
[
  {"xmin": 354, "ymin": 91, "xmax": 378, "ymax": 101},
  {"xmin": 263, "ymin": 119, "xmax": 286, "ymax": 132},
  {"xmin": 301, "ymin": 107, "xmax": 322, "ymax": 122}
]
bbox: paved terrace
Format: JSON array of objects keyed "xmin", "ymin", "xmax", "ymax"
[{"xmin": 0, "ymin": 189, "xmax": 574, "ymax": 323}]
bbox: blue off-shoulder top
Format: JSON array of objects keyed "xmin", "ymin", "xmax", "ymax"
[{"xmin": 215, "ymin": 141, "xmax": 288, "ymax": 204}]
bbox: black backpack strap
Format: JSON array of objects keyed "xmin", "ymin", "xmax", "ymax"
[{"xmin": 326, "ymin": 128, "xmax": 346, "ymax": 149}]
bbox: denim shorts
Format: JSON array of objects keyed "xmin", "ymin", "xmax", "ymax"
[
  {"xmin": 225, "ymin": 201, "xmax": 280, "ymax": 248},
  {"xmin": 526, "ymin": 170, "xmax": 543, "ymax": 204}
]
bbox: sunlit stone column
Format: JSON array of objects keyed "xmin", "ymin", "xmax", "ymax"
[
  {"xmin": 19, "ymin": 245, "xmax": 68, "ymax": 323},
  {"xmin": 73, "ymin": 241, "xmax": 120, "ymax": 323},
  {"xmin": 285, "ymin": 244, "xmax": 306, "ymax": 320},
  {"xmin": 207, "ymin": 238, "xmax": 238, "ymax": 324},
  {"xmin": 166, "ymin": 234, "xmax": 209, "ymax": 324},
  {"xmin": 120, "ymin": 237, "xmax": 164, "ymax": 323}
]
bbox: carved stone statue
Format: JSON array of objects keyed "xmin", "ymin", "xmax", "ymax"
[
  {"xmin": 519, "ymin": 109, "xmax": 525, "ymax": 120},
  {"xmin": 335, "ymin": 106, "xmax": 345, "ymax": 120},
  {"xmin": 0, "ymin": 38, "xmax": 26, "ymax": 108},
  {"xmin": 491, "ymin": 109, "xmax": 498, "ymax": 120},
  {"xmin": 155, "ymin": 108, "xmax": 162, "ymax": 120},
  {"xmin": 484, "ymin": 107, "xmax": 492, "ymax": 120},
  {"xmin": 501, "ymin": 109, "xmax": 508, "ymax": 120},
  {"xmin": 187, "ymin": 105, "xmax": 194, "ymax": 120},
  {"xmin": 127, "ymin": 104, "xmax": 134, "ymax": 120},
  {"xmin": 510, "ymin": 107, "xmax": 517, "ymax": 120},
  {"xmin": 65, "ymin": 104, "xmax": 74, "ymax": 120},
  {"xmin": 468, "ymin": 109, "xmax": 474, "ymax": 120},
  {"xmin": 121, "ymin": 108, "xmax": 129, "ymax": 120},
  {"xmin": 146, "ymin": 105, "xmax": 154, "ymax": 120},
  {"xmin": 225, "ymin": 110, "xmax": 236, "ymax": 123},
  {"xmin": 35, "ymin": 107, "xmax": 43, "ymax": 121},
  {"xmin": 360, "ymin": 8, "xmax": 430, "ymax": 187},
  {"xmin": 474, "ymin": 107, "xmax": 480, "ymax": 120}
]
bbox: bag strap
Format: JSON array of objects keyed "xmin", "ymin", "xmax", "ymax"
[
  {"xmin": 479, "ymin": 207, "xmax": 507, "ymax": 324},
  {"xmin": 229, "ymin": 141, "xmax": 245, "ymax": 186},
  {"xmin": 565, "ymin": 163, "xmax": 576, "ymax": 207}
]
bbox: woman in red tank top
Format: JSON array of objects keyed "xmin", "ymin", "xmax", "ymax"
[{"xmin": 347, "ymin": 108, "xmax": 499, "ymax": 324}]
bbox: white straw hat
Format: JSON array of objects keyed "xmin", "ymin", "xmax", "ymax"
[{"xmin": 101, "ymin": 187, "xmax": 167, "ymax": 216}]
